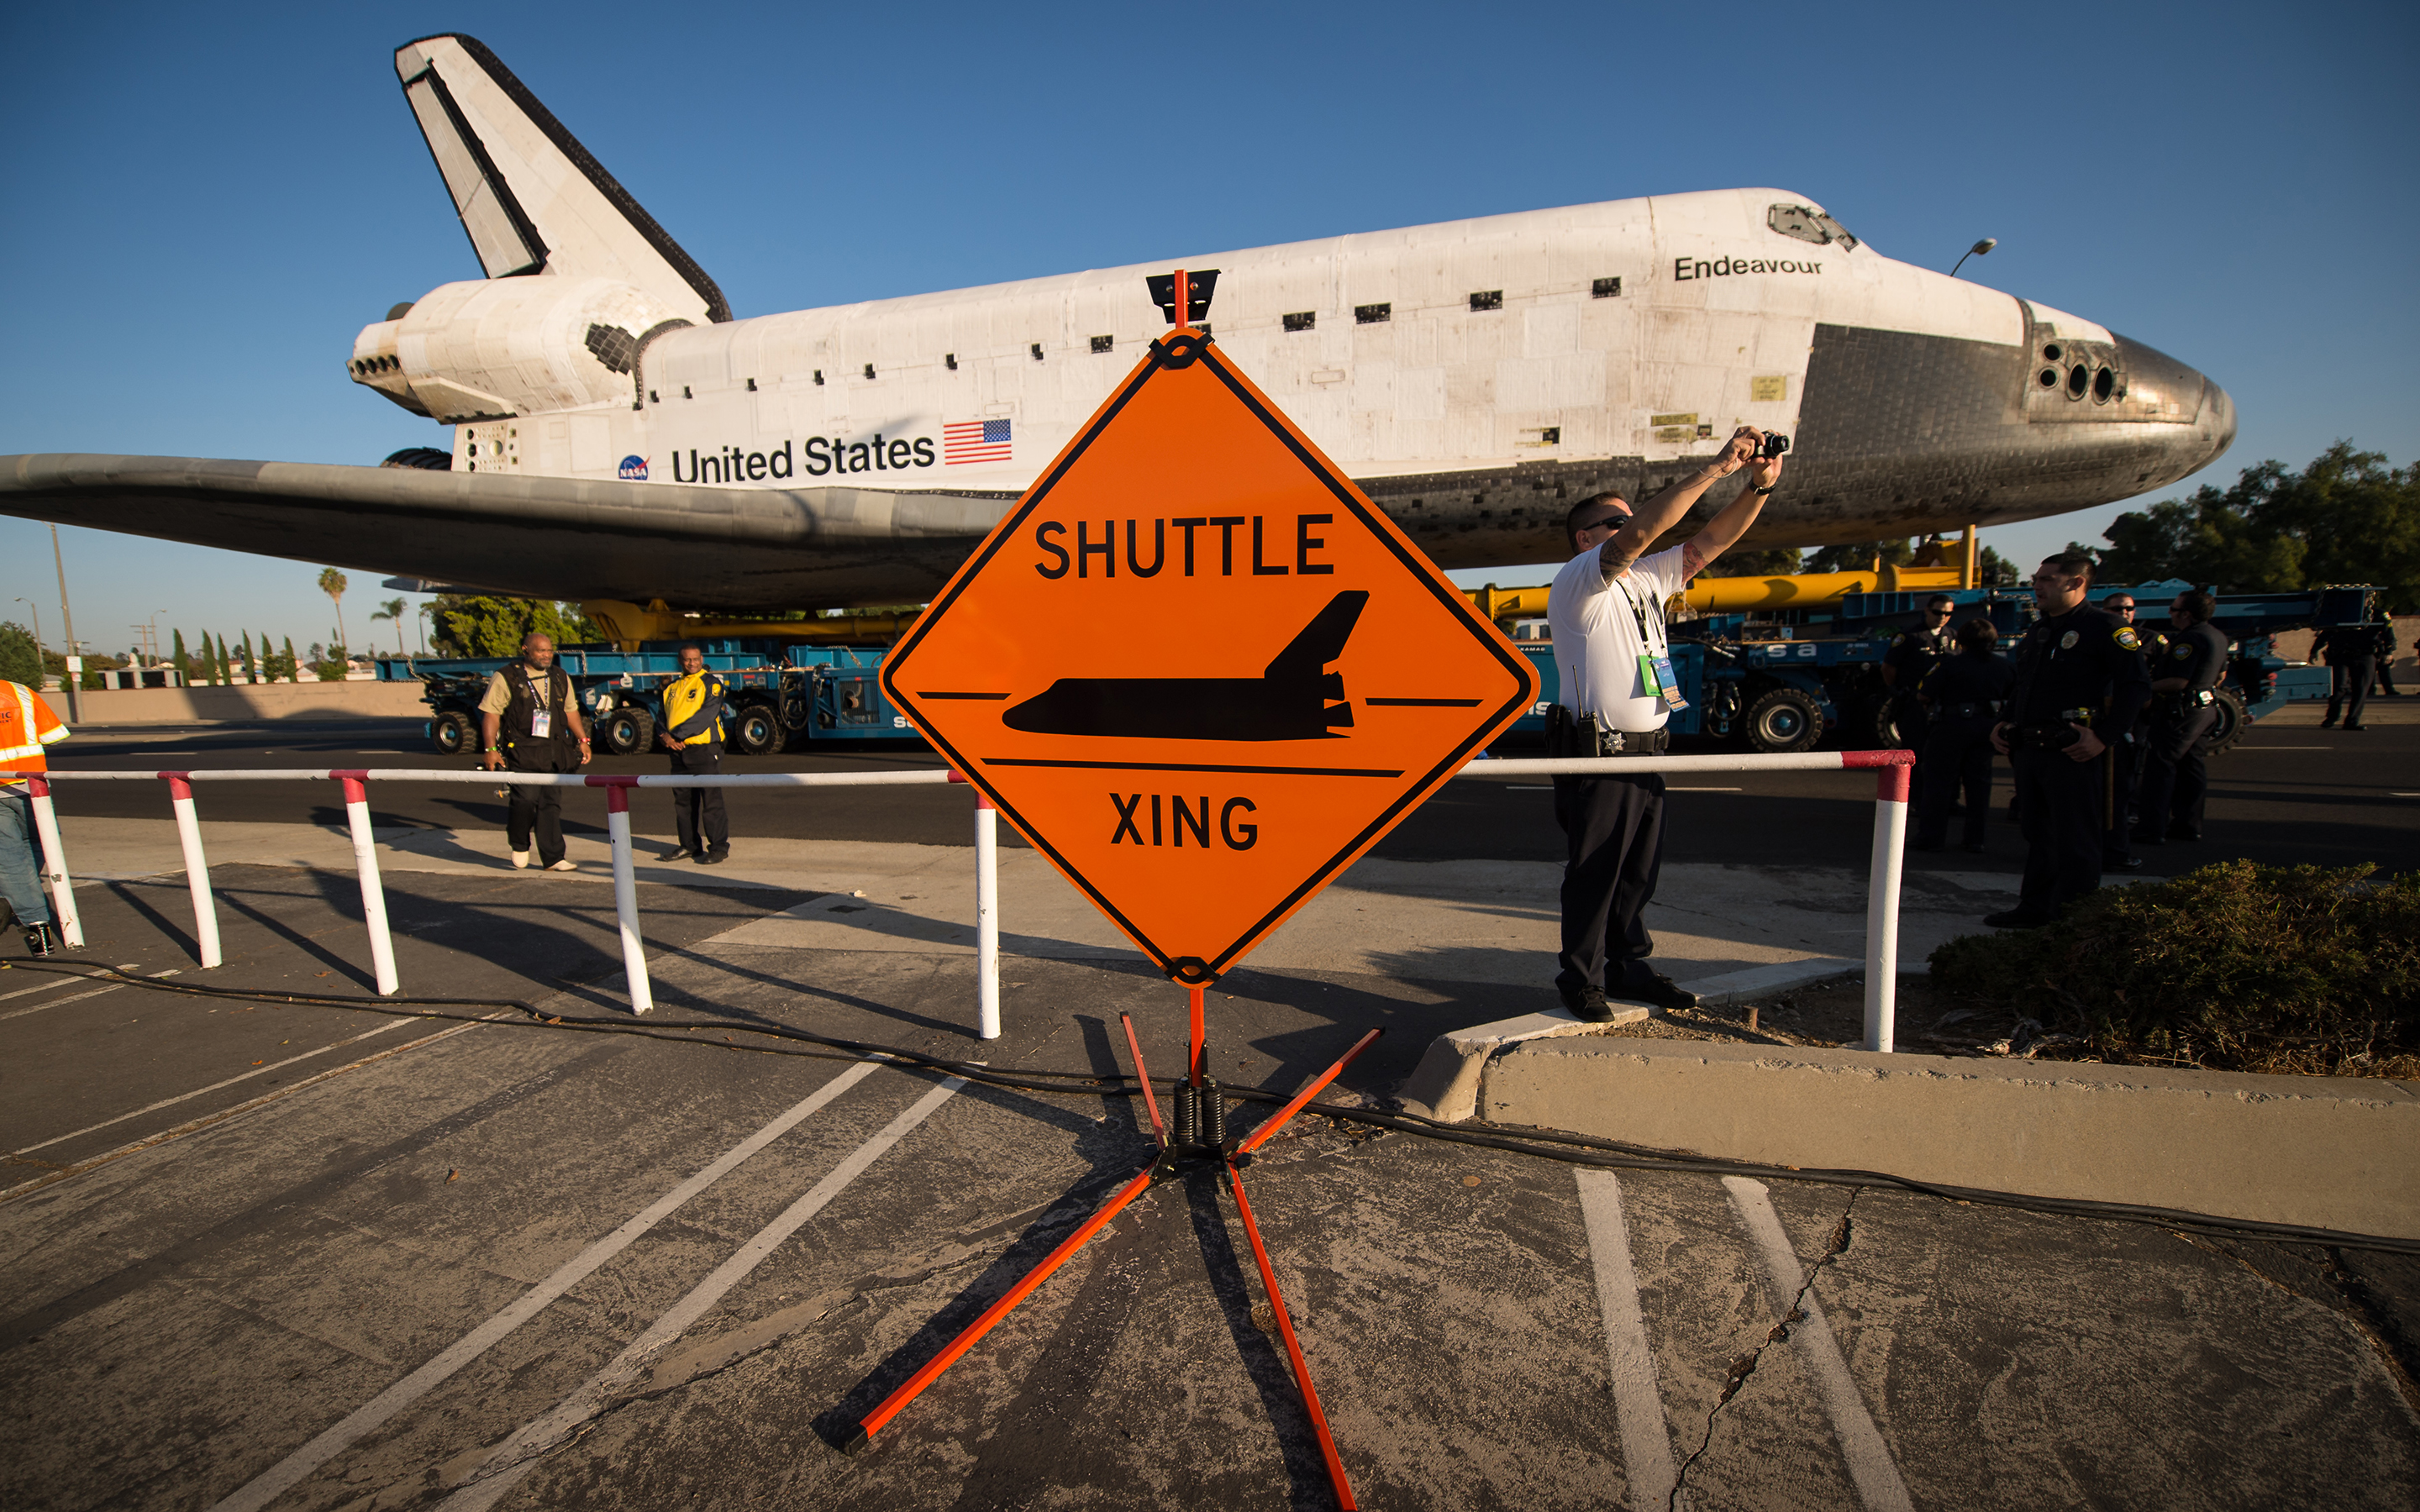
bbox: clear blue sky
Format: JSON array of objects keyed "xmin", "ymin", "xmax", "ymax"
[{"xmin": 4, "ymin": 1, "xmax": 2413, "ymax": 656}]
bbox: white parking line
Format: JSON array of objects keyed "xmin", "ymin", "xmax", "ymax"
[
  {"xmin": 1723, "ymin": 1178, "xmax": 1913, "ymax": 1512},
  {"xmin": 1576, "ymin": 1169, "xmax": 1679, "ymax": 1511},
  {"xmin": 434, "ymin": 1073, "xmax": 971, "ymax": 1511},
  {"xmin": 0, "ymin": 969, "xmax": 182, "ymax": 1022},
  {"xmin": 0, "ymin": 964, "xmax": 139, "ymax": 1003},
  {"xmin": 206, "ymin": 1057, "xmax": 890, "ymax": 1512},
  {"xmin": 9, "ymin": 1016, "xmax": 415, "ymax": 1157}
]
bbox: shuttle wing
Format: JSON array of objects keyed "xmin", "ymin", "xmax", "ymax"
[{"xmin": 0, "ymin": 454, "xmax": 1008, "ymax": 611}]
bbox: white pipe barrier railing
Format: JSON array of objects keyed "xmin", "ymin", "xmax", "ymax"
[
  {"xmin": 24, "ymin": 769, "xmax": 984, "ymax": 1032},
  {"xmin": 1463, "ymin": 749, "xmax": 1914, "ymax": 1053},
  {"xmin": 25, "ymin": 748, "xmax": 1912, "ymax": 1051}
]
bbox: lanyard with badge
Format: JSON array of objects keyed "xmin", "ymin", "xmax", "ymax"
[
  {"xmin": 1618, "ymin": 575, "xmax": 1687, "ymax": 711},
  {"xmin": 521, "ymin": 668, "xmax": 553, "ymax": 738}
]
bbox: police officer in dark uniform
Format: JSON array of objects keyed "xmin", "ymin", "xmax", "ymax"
[
  {"xmin": 1984, "ymin": 554, "xmax": 2149, "ymax": 928},
  {"xmin": 1882, "ymin": 595, "xmax": 1955, "ymax": 808},
  {"xmin": 1911, "ymin": 616, "xmax": 2012, "ymax": 853},
  {"xmin": 2318, "ymin": 621, "xmax": 2375, "ymax": 731},
  {"xmin": 2368, "ymin": 616, "xmax": 2400, "ymax": 698},
  {"xmin": 2132, "ymin": 589, "xmax": 2228, "ymax": 846},
  {"xmin": 2095, "ymin": 591, "xmax": 2150, "ymax": 870}
]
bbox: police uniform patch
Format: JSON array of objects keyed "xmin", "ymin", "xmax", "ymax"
[
  {"xmin": 2060, "ymin": 630, "xmax": 2079, "ymax": 649},
  {"xmin": 2114, "ymin": 627, "xmax": 2140, "ymax": 651},
  {"xmin": 2170, "ymin": 641, "xmax": 2192, "ymax": 659}
]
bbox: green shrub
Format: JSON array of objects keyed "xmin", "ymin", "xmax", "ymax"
[{"xmin": 1930, "ymin": 860, "xmax": 2420, "ymax": 1075}]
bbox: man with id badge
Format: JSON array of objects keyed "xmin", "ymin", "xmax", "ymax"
[
  {"xmin": 479, "ymin": 632, "xmax": 592, "ymax": 871},
  {"xmin": 1546, "ymin": 426, "xmax": 1783, "ymax": 1020}
]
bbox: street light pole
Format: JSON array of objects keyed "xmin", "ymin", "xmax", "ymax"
[
  {"xmin": 1949, "ymin": 238, "xmax": 1997, "ymax": 279},
  {"xmin": 50, "ymin": 523, "xmax": 81, "ymax": 722},
  {"xmin": 12, "ymin": 599, "xmax": 41, "ymax": 684}
]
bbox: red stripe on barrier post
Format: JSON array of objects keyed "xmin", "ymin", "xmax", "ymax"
[
  {"xmin": 587, "ymin": 774, "xmax": 651, "ymax": 1013},
  {"xmin": 160, "ymin": 772, "xmax": 222, "ymax": 969},
  {"xmin": 1844, "ymin": 750, "xmax": 1912, "ymax": 1051},
  {"xmin": 21, "ymin": 773, "xmax": 83, "ymax": 948},
  {"xmin": 332, "ymin": 772, "xmax": 400, "ymax": 995}
]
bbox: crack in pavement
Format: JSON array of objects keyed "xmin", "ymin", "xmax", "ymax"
[
  {"xmin": 1668, "ymin": 1189, "xmax": 1860, "ymax": 1511},
  {"xmin": 2175, "ymin": 1230, "xmax": 2420, "ymax": 1425}
]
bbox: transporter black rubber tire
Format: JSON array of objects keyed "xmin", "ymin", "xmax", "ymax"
[
  {"xmin": 2205, "ymin": 685, "xmax": 2248, "ymax": 756},
  {"xmin": 1745, "ymin": 686, "xmax": 1825, "ymax": 754},
  {"xmin": 429, "ymin": 710, "xmax": 474, "ymax": 756},
  {"xmin": 599, "ymin": 706, "xmax": 656, "ymax": 757},
  {"xmin": 729, "ymin": 705, "xmax": 781, "ymax": 756}
]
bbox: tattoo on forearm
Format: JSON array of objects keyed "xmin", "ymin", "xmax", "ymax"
[{"xmin": 1681, "ymin": 543, "xmax": 1708, "ymax": 580}]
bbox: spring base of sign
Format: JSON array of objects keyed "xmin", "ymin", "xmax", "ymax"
[{"xmin": 841, "ymin": 988, "xmax": 1380, "ymax": 1511}]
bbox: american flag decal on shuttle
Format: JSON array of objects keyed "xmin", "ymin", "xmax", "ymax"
[{"xmin": 943, "ymin": 419, "xmax": 1012, "ymax": 465}]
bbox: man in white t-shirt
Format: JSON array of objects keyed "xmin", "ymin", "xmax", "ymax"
[{"xmin": 1549, "ymin": 427, "xmax": 1783, "ymax": 1019}]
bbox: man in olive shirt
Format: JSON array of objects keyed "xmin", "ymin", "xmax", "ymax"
[{"xmin": 479, "ymin": 633, "xmax": 590, "ymax": 870}]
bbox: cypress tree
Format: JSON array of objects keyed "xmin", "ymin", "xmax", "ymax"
[
  {"xmin": 171, "ymin": 628, "xmax": 190, "ymax": 685},
  {"xmin": 282, "ymin": 636, "xmax": 301, "ymax": 683},
  {"xmin": 217, "ymin": 633, "xmax": 234, "ymax": 685}
]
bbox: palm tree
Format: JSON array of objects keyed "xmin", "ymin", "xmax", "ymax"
[
  {"xmin": 318, "ymin": 568, "xmax": 349, "ymax": 648},
  {"xmin": 370, "ymin": 596, "xmax": 408, "ymax": 654}
]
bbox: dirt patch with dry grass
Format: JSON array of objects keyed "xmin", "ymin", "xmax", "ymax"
[{"xmin": 1600, "ymin": 974, "xmax": 2035, "ymax": 1059}]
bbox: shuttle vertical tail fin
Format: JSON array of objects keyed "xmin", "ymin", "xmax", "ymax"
[
  {"xmin": 392, "ymin": 34, "xmax": 729, "ymax": 323},
  {"xmin": 1264, "ymin": 591, "xmax": 1370, "ymax": 679}
]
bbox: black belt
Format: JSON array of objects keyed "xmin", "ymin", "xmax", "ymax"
[
  {"xmin": 1545, "ymin": 705, "xmax": 1670, "ymax": 758},
  {"xmin": 1939, "ymin": 701, "xmax": 1999, "ymax": 719}
]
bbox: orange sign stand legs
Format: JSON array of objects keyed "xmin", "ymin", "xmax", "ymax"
[{"xmin": 846, "ymin": 991, "xmax": 1379, "ymax": 1511}]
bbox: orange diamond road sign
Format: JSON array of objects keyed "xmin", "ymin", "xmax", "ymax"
[{"xmin": 883, "ymin": 328, "xmax": 1539, "ymax": 984}]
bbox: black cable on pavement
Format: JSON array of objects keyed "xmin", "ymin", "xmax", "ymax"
[{"xmin": 8, "ymin": 959, "xmax": 2413, "ymax": 1257}]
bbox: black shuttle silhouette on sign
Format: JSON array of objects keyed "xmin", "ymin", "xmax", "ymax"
[{"xmin": 1004, "ymin": 591, "xmax": 1369, "ymax": 741}]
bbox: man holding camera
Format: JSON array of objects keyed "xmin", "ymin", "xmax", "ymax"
[
  {"xmin": 1985, "ymin": 554, "xmax": 2149, "ymax": 928},
  {"xmin": 1547, "ymin": 427, "xmax": 1783, "ymax": 1020}
]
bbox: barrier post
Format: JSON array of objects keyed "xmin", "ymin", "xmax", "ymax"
[
  {"xmin": 597, "ymin": 778, "xmax": 653, "ymax": 1015},
  {"xmin": 974, "ymin": 790, "xmax": 1001, "ymax": 1041},
  {"xmin": 1864, "ymin": 760, "xmax": 1910, "ymax": 1053},
  {"xmin": 336, "ymin": 773, "xmax": 401, "ymax": 996},
  {"xmin": 164, "ymin": 773, "xmax": 223, "ymax": 969},
  {"xmin": 24, "ymin": 774, "xmax": 85, "ymax": 948}
]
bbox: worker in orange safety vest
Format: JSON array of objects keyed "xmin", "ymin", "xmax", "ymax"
[{"xmin": 3, "ymin": 678, "xmax": 71, "ymax": 957}]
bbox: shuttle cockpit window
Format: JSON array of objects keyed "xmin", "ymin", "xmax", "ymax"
[{"xmin": 1767, "ymin": 203, "xmax": 1860, "ymax": 252}]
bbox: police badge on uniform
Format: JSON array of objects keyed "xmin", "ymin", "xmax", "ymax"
[
  {"xmin": 2171, "ymin": 642, "xmax": 2192, "ymax": 659},
  {"xmin": 2114, "ymin": 627, "xmax": 2141, "ymax": 650},
  {"xmin": 2060, "ymin": 630, "xmax": 2080, "ymax": 649}
]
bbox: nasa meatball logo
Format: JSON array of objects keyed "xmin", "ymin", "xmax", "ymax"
[
  {"xmin": 618, "ymin": 455, "xmax": 648, "ymax": 480},
  {"xmin": 2060, "ymin": 630, "xmax": 2080, "ymax": 649}
]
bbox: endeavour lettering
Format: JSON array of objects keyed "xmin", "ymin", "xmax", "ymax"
[{"xmin": 1673, "ymin": 256, "xmax": 1824, "ymax": 281}]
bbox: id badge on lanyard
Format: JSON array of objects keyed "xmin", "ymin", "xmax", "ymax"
[
  {"xmin": 1637, "ymin": 653, "xmax": 1688, "ymax": 711},
  {"xmin": 1623, "ymin": 580, "xmax": 1687, "ymax": 711},
  {"xmin": 525, "ymin": 674, "xmax": 553, "ymax": 738}
]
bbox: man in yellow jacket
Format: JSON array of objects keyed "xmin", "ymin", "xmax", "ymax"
[
  {"xmin": 3, "ymin": 678, "xmax": 71, "ymax": 957},
  {"xmin": 659, "ymin": 644, "xmax": 731, "ymax": 863}
]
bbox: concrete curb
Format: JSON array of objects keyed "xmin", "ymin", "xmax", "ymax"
[
  {"xmin": 1393, "ymin": 955, "xmax": 1864, "ymax": 1121},
  {"xmin": 1478, "ymin": 1036, "xmax": 2420, "ymax": 1239}
]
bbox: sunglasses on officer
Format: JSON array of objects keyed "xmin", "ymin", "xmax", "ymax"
[{"xmin": 2105, "ymin": 599, "xmax": 2136, "ymax": 615}]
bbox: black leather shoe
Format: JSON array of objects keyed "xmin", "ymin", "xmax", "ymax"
[
  {"xmin": 1623, "ymin": 974, "xmax": 1700, "ymax": 1011},
  {"xmin": 1981, "ymin": 908, "xmax": 2051, "ymax": 929},
  {"xmin": 1558, "ymin": 987, "xmax": 1616, "ymax": 1023},
  {"xmin": 702, "ymin": 848, "xmax": 731, "ymax": 864}
]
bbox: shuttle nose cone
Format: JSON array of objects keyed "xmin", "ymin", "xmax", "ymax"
[{"xmin": 2113, "ymin": 332, "xmax": 2236, "ymax": 486}]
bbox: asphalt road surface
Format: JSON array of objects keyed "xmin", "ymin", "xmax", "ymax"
[
  {"xmin": 39, "ymin": 712, "xmax": 2420, "ymax": 878},
  {"xmin": 5, "ymin": 875, "xmax": 2416, "ymax": 1511}
]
